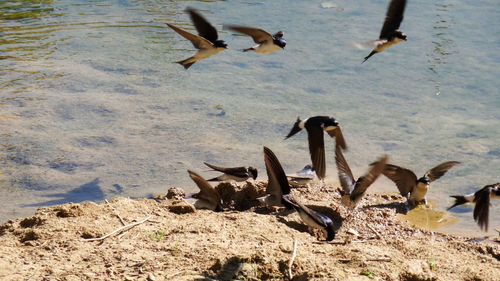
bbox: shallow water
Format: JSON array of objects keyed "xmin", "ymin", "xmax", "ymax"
[{"xmin": 0, "ymin": 0, "xmax": 499, "ymax": 236}]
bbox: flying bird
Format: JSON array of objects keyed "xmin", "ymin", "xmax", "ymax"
[
  {"xmin": 281, "ymin": 194, "xmax": 336, "ymax": 241},
  {"xmin": 358, "ymin": 0, "xmax": 408, "ymax": 62},
  {"xmin": 447, "ymin": 183, "xmax": 500, "ymax": 231},
  {"xmin": 335, "ymin": 145, "xmax": 388, "ymax": 208},
  {"xmin": 257, "ymin": 146, "xmax": 292, "ymax": 207},
  {"xmin": 203, "ymin": 162, "xmax": 257, "ymax": 182},
  {"xmin": 285, "ymin": 116, "xmax": 347, "ymax": 180},
  {"xmin": 166, "ymin": 8, "xmax": 227, "ymax": 69},
  {"xmin": 380, "ymin": 161, "xmax": 460, "ymax": 209},
  {"xmin": 187, "ymin": 170, "xmax": 223, "ymax": 211},
  {"xmin": 225, "ymin": 25, "xmax": 286, "ymax": 54}
]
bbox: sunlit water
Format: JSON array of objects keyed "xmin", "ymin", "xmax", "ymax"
[{"xmin": 1, "ymin": 0, "xmax": 499, "ymax": 236}]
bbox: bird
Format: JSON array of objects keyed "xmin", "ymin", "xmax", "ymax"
[
  {"xmin": 256, "ymin": 146, "xmax": 292, "ymax": 207},
  {"xmin": 360, "ymin": 0, "xmax": 408, "ymax": 62},
  {"xmin": 166, "ymin": 8, "xmax": 227, "ymax": 69},
  {"xmin": 203, "ymin": 162, "xmax": 258, "ymax": 182},
  {"xmin": 285, "ymin": 116, "xmax": 347, "ymax": 180},
  {"xmin": 447, "ymin": 183, "xmax": 500, "ymax": 231},
  {"xmin": 281, "ymin": 194, "xmax": 336, "ymax": 241},
  {"xmin": 287, "ymin": 164, "xmax": 315, "ymax": 187},
  {"xmin": 187, "ymin": 170, "xmax": 222, "ymax": 211},
  {"xmin": 379, "ymin": 160, "xmax": 460, "ymax": 210},
  {"xmin": 335, "ymin": 145, "xmax": 388, "ymax": 208},
  {"xmin": 224, "ymin": 25, "xmax": 286, "ymax": 54}
]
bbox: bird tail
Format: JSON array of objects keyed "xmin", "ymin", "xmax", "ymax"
[
  {"xmin": 242, "ymin": 47, "xmax": 254, "ymax": 52},
  {"xmin": 447, "ymin": 195, "xmax": 469, "ymax": 210},
  {"xmin": 362, "ymin": 51, "xmax": 377, "ymax": 63},
  {"xmin": 176, "ymin": 57, "xmax": 196, "ymax": 69}
]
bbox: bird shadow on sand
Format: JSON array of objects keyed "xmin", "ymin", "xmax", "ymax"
[{"xmin": 363, "ymin": 200, "xmax": 408, "ymax": 214}]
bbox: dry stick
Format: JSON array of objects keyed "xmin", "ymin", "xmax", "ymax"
[
  {"xmin": 288, "ymin": 238, "xmax": 298, "ymax": 280},
  {"xmin": 166, "ymin": 271, "xmax": 183, "ymax": 279},
  {"xmin": 105, "ymin": 199, "xmax": 126, "ymax": 226},
  {"xmin": 366, "ymin": 223, "xmax": 383, "ymax": 240},
  {"xmin": 82, "ymin": 215, "xmax": 152, "ymax": 242},
  {"xmin": 367, "ymin": 257, "xmax": 392, "ymax": 262}
]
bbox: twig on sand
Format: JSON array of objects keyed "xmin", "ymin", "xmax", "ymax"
[
  {"xmin": 82, "ymin": 215, "xmax": 152, "ymax": 242},
  {"xmin": 366, "ymin": 224, "xmax": 383, "ymax": 240},
  {"xmin": 166, "ymin": 271, "xmax": 183, "ymax": 279},
  {"xmin": 105, "ymin": 199, "xmax": 126, "ymax": 226},
  {"xmin": 288, "ymin": 238, "xmax": 298, "ymax": 280},
  {"xmin": 313, "ymin": 240, "xmax": 346, "ymax": 245},
  {"xmin": 367, "ymin": 257, "xmax": 392, "ymax": 262}
]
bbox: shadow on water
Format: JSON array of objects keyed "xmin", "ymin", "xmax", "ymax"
[{"xmin": 22, "ymin": 178, "xmax": 123, "ymax": 207}]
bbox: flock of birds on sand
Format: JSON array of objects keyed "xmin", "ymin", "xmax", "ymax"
[{"xmin": 164, "ymin": 0, "xmax": 499, "ymax": 240}]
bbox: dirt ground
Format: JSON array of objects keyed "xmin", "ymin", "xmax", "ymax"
[{"xmin": 0, "ymin": 180, "xmax": 498, "ymax": 281}]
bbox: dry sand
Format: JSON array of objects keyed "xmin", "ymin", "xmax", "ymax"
[{"xmin": 0, "ymin": 181, "xmax": 498, "ymax": 281}]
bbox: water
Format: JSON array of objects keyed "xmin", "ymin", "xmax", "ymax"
[{"xmin": 0, "ymin": 0, "xmax": 499, "ymax": 236}]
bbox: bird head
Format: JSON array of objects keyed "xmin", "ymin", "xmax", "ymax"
[
  {"xmin": 214, "ymin": 40, "xmax": 228, "ymax": 48},
  {"xmin": 395, "ymin": 30, "xmax": 407, "ymax": 41},
  {"xmin": 273, "ymin": 31, "xmax": 286, "ymax": 48},
  {"xmin": 418, "ymin": 176, "xmax": 430, "ymax": 184},
  {"xmin": 249, "ymin": 167, "xmax": 258, "ymax": 180},
  {"xmin": 285, "ymin": 117, "xmax": 303, "ymax": 139}
]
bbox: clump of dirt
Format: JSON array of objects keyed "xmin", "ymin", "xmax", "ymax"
[{"xmin": 0, "ymin": 181, "xmax": 498, "ymax": 281}]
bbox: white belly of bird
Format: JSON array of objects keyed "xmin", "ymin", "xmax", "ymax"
[
  {"xmin": 297, "ymin": 210, "xmax": 324, "ymax": 230},
  {"xmin": 409, "ymin": 183, "xmax": 428, "ymax": 204},
  {"xmin": 374, "ymin": 38, "xmax": 404, "ymax": 53},
  {"xmin": 252, "ymin": 42, "xmax": 281, "ymax": 54}
]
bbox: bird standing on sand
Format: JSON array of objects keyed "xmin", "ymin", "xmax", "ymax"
[
  {"xmin": 257, "ymin": 146, "xmax": 292, "ymax": 207},
  {"xmin": 166, "ymin": 8, "xmax": 227, "ymax": 69},
  {"xmin": 287, "ymin": 164, "xmax": 315, "ymax": 187},
  {"xmin": 335, "ymin": 145, "xmax": 388, "ymax": 208},
  {"xmin": 225, "ymin": 25, "xmax": 286, "ymax": 54},
  {"xmin": 187, "ymin": 170, "xmax": 222, "ymax": 211},
  {"xmin": 447, "ymin": 183, "xmax": 500, "ymax": 231},
  {"xmin": 285, "ymin": 116, "xmax": 347, "ymax": 180},
  {"xmin": 281, "ymin": 194, "xmax": 336, "ymax": 241},
  {"xmin": 357, "ymin": 0, "xmax": 408, "ymax": 62},
  {"xmin": 203, "ymin": 162, "xmax": 257, "ymax": 182},
  {"xmin": 379, "ymin": 161, "xmax": 460, "ymax": 210}
]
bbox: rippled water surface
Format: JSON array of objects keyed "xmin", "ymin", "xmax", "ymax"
[{"xmin": 1, "ymin": 0, "xmax": 499, "ymax": 236}]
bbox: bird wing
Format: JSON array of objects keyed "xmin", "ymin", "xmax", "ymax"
[
  {"xmin": 281, "ymin": 194, "xmax": 331, "ymax": 228},
  {"xmin": 225, "ymin": 25, "xmax": 272, "ymax": 44},
  {"xmin": 350, "ymin": 155, "xmax": 388, "ymax": 200},
  {"xmin": 381, "ymin": 163, "xmax": 417, "ymax": 196},
  {"xmin": 167, "ymin": 23, "xmax": 213, "ymax": 50},
  {"xmin": 379, "ymin": 0, "xmax": 407, "ymax": 39},
  {"xmin": 264, "ymin": 146, "xmax": 290, "ymax": 199},
  {"xmin": 187, "ymin": 170, "xmax": 221, "ymax": 207},
  {"xmin": 326, "ymin": 126, "xmax": 347, "ymax": 150},
  {"xmin": 306, "ymin": 124, "xmax": 326, "ymax": 179},
  {"xmin": 334, "ymin": 145, "xmax": 355, "ymax": 195},
  {"xmin": 424, "ymin": 161, "xmax": 460, "ymax": 183},
  {"xmin": 186, "ymin": 8, "xmax": 219, "ymax": 43},
  {"xmin": 473, "ymin": 185, "xmax": 492, "ymax": 231},
  {"xmin": 203, "ymin": 162, "xmax": 250, "ymax": 178}
]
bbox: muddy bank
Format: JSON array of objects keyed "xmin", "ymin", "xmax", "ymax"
[{"xmin": 0, "ymin": 181, "xmax": 498, "ymax": 280}]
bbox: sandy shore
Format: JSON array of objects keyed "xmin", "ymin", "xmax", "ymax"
[{"xmin": 0, "ymin": 181, "xmax": 498, "ymax": 281}]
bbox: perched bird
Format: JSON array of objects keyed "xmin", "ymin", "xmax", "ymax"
[
  {"xmin": 359, "ymin": 0, "xmax": 408, "ymax": 62},
  {"xmin": 187, "ymin": 170, "xmax": 223, "ymax": 211},
  {"xmin": 335, "ymin": 145, "xmax": 388, "ymax": 208},
  {"xmin": 166, "ymin": 8, "xmax": 227, "ymax": 69},
  {"xmin": 225, "ymin": 25, "xmax": 286, "ymax": 54},
  {"xmin": 380, "ymin": 161, "xmax": 460, "ymax": 209},
  {"xmin": 285, "ymin": 116, "xmax": 347, "ymax": 180},
  {"xmin": 287, "ymin": 164, "xmax": 315, "ymax": 187},
  {"xmin": 281, "ymin": 194, "xmax": 336, "ymax": 241},
  {"xmin": 203, "ymin": 162, "xmax": 258, "ymax": 182},
  {"xmin": 447, "ymin": 183, "xmax": 500, "ymax": 231},
  {"xmin": 257, "ymin": 146, "xmax": 292, "ymax": 207}
]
